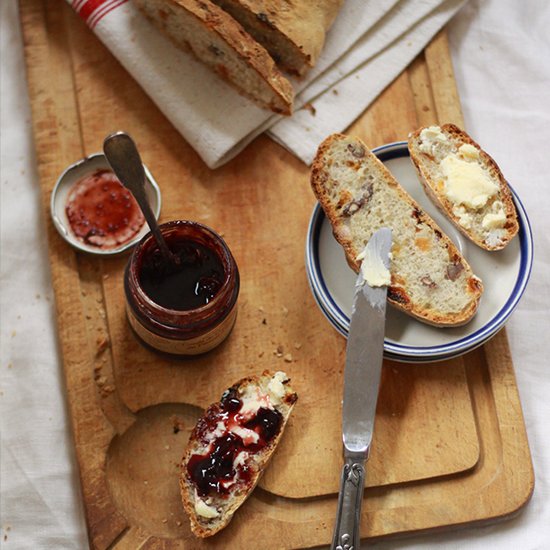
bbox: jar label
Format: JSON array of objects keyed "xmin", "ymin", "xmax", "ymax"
[{"xmin": 126, "ymin": 305, "xmax": 238, "ymax": 355}]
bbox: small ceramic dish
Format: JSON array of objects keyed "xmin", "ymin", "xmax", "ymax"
[
  {"xmin": 50, "ymin": 153, "xmax": 161, "ymax": 256},
  {"xmin": 306, "ymin": 141, "xmax": 533, "ymax": 362}
]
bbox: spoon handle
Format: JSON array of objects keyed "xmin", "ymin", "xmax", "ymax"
[{"xmin": 103, "ymin": 132, "xmax": 172, "ymax": 260}]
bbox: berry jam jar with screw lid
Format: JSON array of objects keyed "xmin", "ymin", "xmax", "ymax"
[{"xmin": 124, "ymin": 220, "xmax": 239, "ymax": 355}]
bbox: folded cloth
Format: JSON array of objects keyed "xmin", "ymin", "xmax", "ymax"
[
  {"xmin": 69, "ymin": 0, "xmax": 465, "ymax": 168},
  {"xmin": 271, "ymin": 0, "xmax": 467, "ymax": 164}
]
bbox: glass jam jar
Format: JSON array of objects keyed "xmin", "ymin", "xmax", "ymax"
[{"xmin": 124, "ymin": 220, "xmax": 239, "ymax": 355}]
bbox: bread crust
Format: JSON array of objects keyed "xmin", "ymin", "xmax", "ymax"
[
  {"xmin": 311, "ymin": 133, "xmax": 484, "ymax": 327},
  {"xmin": 180, "ymin": 371, "xmax": 297, "ymax": 537},
  {"xmin": 134, "ymin": 0, "xmax": 294, "ymax": 114},
  {"xmin": 211, "ymin": 0, "xmax": 344, "ymax": 75},
  {"xmin": 408, "ymin": 123, "xmax": 519, "ymax": 250}
]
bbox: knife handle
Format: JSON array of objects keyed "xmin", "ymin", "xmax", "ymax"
[{"xmin": 331, "ymin": 457, "xmax": 366, "ymax": 550}]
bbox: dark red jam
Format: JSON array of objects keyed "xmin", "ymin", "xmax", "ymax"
[
  {"xmin": 187, "ymin": 387, "xmax": 283, "ymax": 497},
  {"xmin": 65, "ymin": 169, "xmax": 145, "ymax": 249},
  {"xmin": 138, "ymin": 238, "xmax": 224, "ymax": 311},
  {"xmin": 243, "ymin": 406, "xmax": 282, "ymax": 442}
]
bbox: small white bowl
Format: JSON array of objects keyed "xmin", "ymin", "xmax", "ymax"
[
  {"xmin": 306, "ymin": 141, "xmax": 533, "ymax": 362},
  {"xmin": 50, "ymin": 153, "xmax": 161, "ymax": 256}
]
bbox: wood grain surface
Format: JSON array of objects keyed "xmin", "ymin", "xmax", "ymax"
[{"xmin": 19, "ymin": 0, "xmax": 534, "ymax": 548}]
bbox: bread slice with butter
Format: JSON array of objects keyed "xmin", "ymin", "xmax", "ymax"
[
  {"xmin": 134, "ymin": 0, "xmax": 294, "ymax": 115},
  {"xmin": 310, "ymin": 133, "xmax": 484, "ymax": 327},
  {"xmin": 180, "ymin": 371, "xmax": 297, "ymax": 537},
  {"xmin": 408, "ymin": 124, "xmax": 519, "ymax": 250}
]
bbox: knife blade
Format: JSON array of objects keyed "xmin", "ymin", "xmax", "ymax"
[{"xmin": 331, "ymin": 227, "xmax": 392, "ymax": 550}]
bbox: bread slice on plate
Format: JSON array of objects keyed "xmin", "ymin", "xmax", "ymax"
[
  {"xmin": 180, "ymin": 371, "xmax": 297, "ymax": 537},
  {"xmin": 134, "ymin": 0, "xmax": 294, "ymax": 114},
  {"xmin": 310, "ymin": 133, "xmax": 484, "ymax": 327},
  {"xmin": 211, "ymin": 0, "xmax": 344, "ymax": 75},
  {"xmin": 408, "ymin": 124, "xmax": 519, "ymax": 250}
]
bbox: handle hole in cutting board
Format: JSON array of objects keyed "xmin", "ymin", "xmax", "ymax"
[{"xmin": 106, "ymin": 402, "xmax": 202, "ymax": 538}]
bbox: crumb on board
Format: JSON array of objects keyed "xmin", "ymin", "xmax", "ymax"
[
  {"xmin": 95, "ymin": 336, "xmax": 110, "ymax": 356},
  {"xmin": 171, "ymin": 415, "xmax": 186, "ymax": 434}
]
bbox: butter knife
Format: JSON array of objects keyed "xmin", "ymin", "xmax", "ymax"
[{"xmin": 331, "ymin": 227, "xmax": 392, "ymax": 550}]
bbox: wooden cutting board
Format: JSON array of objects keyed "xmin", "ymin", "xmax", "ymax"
[{"xmin": 20, "ymin": 0, "xmax": 534, "ymax": 547}]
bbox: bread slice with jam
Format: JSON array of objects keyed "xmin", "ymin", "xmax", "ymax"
[
  {"xmin": 310, "ymin": 133, "xmax": 484, "ymax": 327},
  {"xmin": 180, "ymin": 371, "xmax": 297, "ymax": 537}
]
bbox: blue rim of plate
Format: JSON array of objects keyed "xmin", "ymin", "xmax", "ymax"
[{"xmin": 306, "ymin": 141, "xmax": 534, "ymax": 360}]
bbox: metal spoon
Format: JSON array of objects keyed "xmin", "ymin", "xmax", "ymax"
[{"xmin": 103, "ymin": 132, "xmax": 177, "ymax": 265}]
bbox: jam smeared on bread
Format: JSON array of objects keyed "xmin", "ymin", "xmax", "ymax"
[
  {"xmin": 180, "ymin": 371, "xmax": 297, "ymax": 537},
  {"xmin": 187, "ymin": 386, "xmax": 283, "ymax": 497}
]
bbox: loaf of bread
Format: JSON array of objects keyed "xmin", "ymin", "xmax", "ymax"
[
  {"xmin": 211, "ymin": 0, "xmax": 344, "ymax": 75},
  {"xmin": 310, "ymin": 134, "xmax": 484, "ymax": 327},
  {"xmin": 408, "ymin": 124, "xmax": 519, "ymax": 250},
  {"xmin": 180, "ymin": 371, "xmax": 297, "ymax": 537},
  {"xmin": 134, "ymin": 0, "xmax": 294, "ymax": 115}
]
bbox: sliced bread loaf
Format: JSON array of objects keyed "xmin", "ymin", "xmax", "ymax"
[
  {"xmin": 134, "ymin": 0, "xmax": 294, "ymax": 114},
  {"xmin": 408, "ymin": 124, "xmax": 519, "ymax": 250},
  {"xmin": 180, "ymin": 371, "xmax": 297, "ymax": 537},
  {"xmin": 310, "ymin": 134, "xmax": 484, "ymax": 327},
  {"xmin": 211, "ymin": 0, "xmax": 344, "ymax": 75}
]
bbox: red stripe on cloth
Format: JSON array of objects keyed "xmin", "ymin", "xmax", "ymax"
[
  {"xmin": 89, "ymin": 0, "xmax": 129, "ymax": 28},
  {"xmin": 72, "ymin": 0, "xmax": 128, "ymax": 27},
  {"xmin": 75, "ymin": 0, "xmax": 106, "ymax": 22},
  {"xmin": 71, "ymin": 0, "xmax": 88, "ymax": 12}
]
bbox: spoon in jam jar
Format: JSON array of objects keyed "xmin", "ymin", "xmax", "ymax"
[{"xmin": 103, "ymin": 132, "xmax": 178, "ymax": 265}]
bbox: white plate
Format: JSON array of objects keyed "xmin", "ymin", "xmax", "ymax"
[
  {"xmin": 51, "ymin": 153, "xmax": 161, "ymax": 256},
  {"xmin": 306, "ymin": 141, "xmax": 533, "ymax": 362}
]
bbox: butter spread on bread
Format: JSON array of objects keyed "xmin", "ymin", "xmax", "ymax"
[
  {"xmin": 408, "ymin": 124, "xmax": 519, "ymax": 250},
  {"xmin": 310, "ymin": 133, "xmax": 484, "ymax": 327}
]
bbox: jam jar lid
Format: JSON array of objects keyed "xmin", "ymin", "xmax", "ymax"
[{"xmin": 50, "ymin": 152, "xmax": 161, "ymax": 256}]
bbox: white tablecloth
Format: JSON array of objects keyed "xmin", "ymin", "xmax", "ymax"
[{"xmin": 1, "ymin": 0, "xmax": 549, "ymax": 548}]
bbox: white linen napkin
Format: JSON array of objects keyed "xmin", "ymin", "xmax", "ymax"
[
  {"xmin": 271, "ymin": 0, "xmax": 467, "ymax": 164},
  {"xmin": 69, "ymin": 0, "xmax": 465, "ymax": 168}
]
